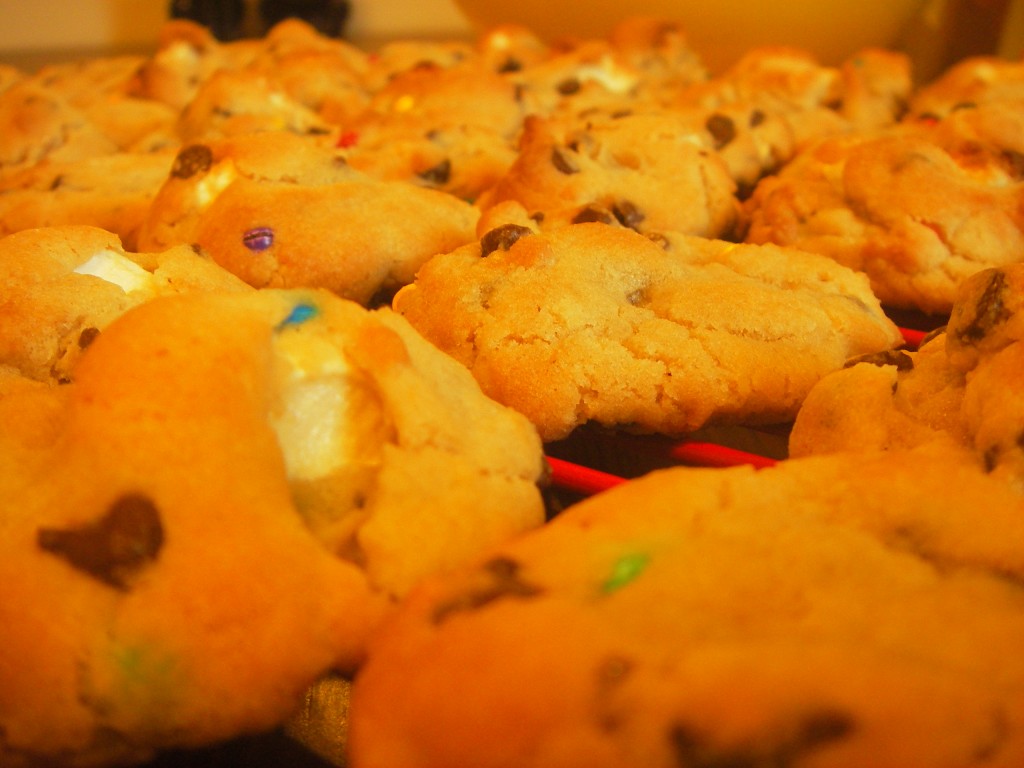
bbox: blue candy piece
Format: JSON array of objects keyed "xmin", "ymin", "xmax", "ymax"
[{"xmin": 276, "ymin": 302, "xmax": 319, "ymax": 330}]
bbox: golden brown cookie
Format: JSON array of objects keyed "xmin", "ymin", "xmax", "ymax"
[
  {"xmin": 479, "ymin": 111, "xmax": 741, "ymax": 239},
  {"xmin": 791, "ymin": 264, "xmax": 1024, "ymax": 492},
  {"xmin": 0, "ymin": 287, "xmax": 546, "ymax": 766},
  {"xmin": 350, "ymin": 446, "xmax": 1024, "ymax": 768},
  {"xmin": 394, "ymin": 221, "xmax": 901, "ymax": 441},
  {"xmin": 0, "ymin": 225, "xmax": 250, "ymax": 383},
  {"xmin": 0, "ymin": 151, "xmax": 176, "ymax": 248},
  {"xmin": 137, "ymin": 131, "xmax": 480, "ymax": 304},
  {"xmin": 744, "ymin": 99, "xmax": 1024, "ymax": 314}
]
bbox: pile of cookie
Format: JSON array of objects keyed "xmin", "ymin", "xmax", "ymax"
[{"xmin": 2, "ymin": 15, "xmax": 1023, "ymax": 768}]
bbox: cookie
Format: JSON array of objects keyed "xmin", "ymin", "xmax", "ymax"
[
  {"xmin": 0, "ymin": 80, "xmax": 118, "ymax": 179},
  {"xmin": 137, "ymin": 131, "xmax": 480, "ymax": 304},
  {"xmin": 0, "ymin": 150, "xmax": 176, "ymax": 248},
  {"xmin": 744, "ymin": 98, "xmax": 1024, "ymax": 314},
  {"xmin": 680, "ymin": 47, "xmax": 911, "ymax": 143},
  {"xmin": 127, "ymin": 18, "xmax": 263, "ymax": 110},
  {"xmin": 339, "ymin": 61, "xmax": 524, "ymax": 200},
  {"xmin": 909, "ymin": 55, "xmax": 1024, "ymax": 120},
  {"xmin": 393, "ymin": 220, "xmax": 902, "ymax": 441},
  {"xmin": 244, "ymin": 18, "xmax": 371, "ymax": 125},
  {"xmin": 0, "ymin": 287, "xmax": 545, "ymax": 766},
  {"xmin": 175, "ymin": 68, "xmax": 335, "ymax": 142},
  {"xmin": 24, "ymin": 54, "xmax": 178, "ymax": 152},
  {"xmin": 790, "ymin": 264, "xmax": 1024, "ymax": 491},
  {"xmin": 0, "ymin": 225, "xmax": 251, "ymax": 384},
  {"xmin": 478, "ymin": 111, "xmax": 741, "ymax": 239},
  {"xmin": 350, "ymin": 446, "xmax": 1024, "ymax": 768}
]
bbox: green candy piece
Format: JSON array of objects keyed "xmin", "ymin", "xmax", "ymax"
[{"xmin": 602, "ymin": 552, "xmax": 650, "ymax": 594}]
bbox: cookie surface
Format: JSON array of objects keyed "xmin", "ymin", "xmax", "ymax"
[
  {"xmin": 395, "ymin": 221, "xmax": 902, "ymax": 441},
  {"xmin": 0, "ymin": 225, "xmax": 251, "ymax": 384},
  {"xmin": 0, "ymin": 151, "xmax": 176, "ymax": 248},
  {"xmin": 350, "ymin": 447, "xmax": 1024, "ymax": 768},
  {"xmin": 479, "ymin": 111, "xmax": 741, "ymax": 240},
  {"xmin": 138, "ymin": 132, "xmax": 480, "ymax": 304},
  {"xmin": 744, "ymin": 99, "xmax": 1024, "ymax": 314},
  {"xmin": 0, "ymin": 287, "xmax": 546, "ymax": 766},
  {"xmin": 790, "ymin": 264, "xmax": 1024, "ymax": 492}
]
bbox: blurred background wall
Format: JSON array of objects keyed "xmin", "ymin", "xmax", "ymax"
[{"xmin": 0, "ymin": 0, "xmax": 474, "ymax": 56}]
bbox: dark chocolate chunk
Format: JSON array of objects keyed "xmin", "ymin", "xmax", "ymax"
[
  {"xmin": 748, "ymin": 109, "xmax": 766, "ymax": 128},
  {"xmin": 430, "ymin": 557, "xmax": 543, "ymax": 623},
  {"xmin": 705, "ymin": 113, "xmax": 736, "ymax": 150},
  {"xmin": 497, "ymin": 57, "xmax": 522, "ymax": 73},
  {"xmin": 557, "ymin": 78, "xmax": 581, "ymax": 95},
  {"xmin": 418, "ymin": 158, "xmax": 451, "ymax": 186},
  {"xmin": 670, "ymin": 708, "xmax": 854, "ymax": 768},
  {"xmin": 612, "ymin": 200, "xmax": 645, "ymax": 230},
  {"xmin": 843, "ymin": 349, "xmax": 914, "ymax": 371},
  {"xmin": 170, "ymin": 144, "xmax": 213, "ymax": 179},
  {"xmin": 77, "ymin": 327, "xmax": 100, "ymax": 350},
  {"xmin": 1001, "ymin": 149, "xmax": 1024, "ymax": 181},
  {"xmin": 572, "ymin": 205, "xmax": 616, "ymax": 225},
  {"xmin": 918, "ymin": 325, "xmax": 947, "ymax": 347},
  {"xmin": 955, "ymin": 270, "xmax": 1009, "ymax": 345},
  {"xmin": 37, "ymin": 494, "xmax": 164, "ymax": 591},
  {"xmin": 646, "ymin": 232, "xmax": 671, "ymax": 250},
  {"xmin": 551, "ymin": 147, "xmax": 580, "ymax": 175},
  {"xmin": 480, "ymin": 223, "xmax": 533, "ymax": 256}
]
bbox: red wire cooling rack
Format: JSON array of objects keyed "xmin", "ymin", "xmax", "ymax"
[{"xmin": 546, "ymin": 318, "xmax": 937, "ymax": 497}]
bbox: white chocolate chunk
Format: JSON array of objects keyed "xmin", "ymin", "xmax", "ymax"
[
  {"xmin": 271, "ymin": 334, "xmax": 354, "ymax": 480},
  {"xmin": 576, "ymin": 56, "xmax": 638, "ymax": 93},
  {"xmin": 194, "ymin": 160, "xmax": 237, "ymax": 209},
  {"xmin": 73, "ymin": 249, "xmax": 157, "ymax": 294}
]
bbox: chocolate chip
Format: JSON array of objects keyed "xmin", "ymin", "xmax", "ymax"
[
  {"xmin": 480, "ymin": 223, "xmax": 533, "ymax": 256},
  {"xmin": 705, "ymin": 113, "xmax": 736, "ymax": 149},
  {"xmin": 749, "ymin": 109, "xmax": 766, "ymax": 128},
  {"xmin": 1001, "ymin": 150, "xmax": 1024, "ymax": 181},
  {"xmin": 430, "ymin": 556, "xmax": 543, "ymax": 623},
  {"xmin": 171, "ymin": 144, "xmax": 213, "ymax": 179},
  {"xmin": 38, "ymin": 494, "xmax": 164, "ymax": 591},
  {"xmin": 795, "ymin": 710, "xmax": 855, "ymax": 749},
  {"xmin": 956, "ymin": 270, "xmax": 1010, "ymax": 345},
  {"xmin": 612, "ymin": 200, "xmax": 645, "ymax": 230},
  {"xmin": 77, "ymin": 327, "xmax": 100, "ymax": 349},
  {"xmin": 551, "ymin": 146, "xmax": 580, "ymax": 175},
  {"xmin": 417, "ymin": 158, "xmax": 451, "ymax": 186},
  {"xmin": 557, "ymin": 78, "xmax": 581, "ymax": 95},
  {"xmin": 572, "ymin": 205, "xmax": 616, "ymax": 225},
  {"xmin": 919, "ymin": 325, "xmax": 947, "ymax": 347},
  {"xmin": 646, "ymin": 232, "xmax": 671, "ymax": 250},
  {"xmin": 844, "ymin": 349, "xmax": 914, "ymax": 371},
  {"xmin": 983, "ymin": 445, "xmax": 1000, "ymax": 473},
  {"xmin": 497, "ymin": 57, "xmax": 522, "ymax": 73},
  {"xmin": 49, "ymin": 174, "xmax": 64, "ymax": 191},
  {"xmin": 669, "ymin": 708, "xmax": 854, "ymax": 768}
]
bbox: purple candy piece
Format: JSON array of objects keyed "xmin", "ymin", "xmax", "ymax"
[{"xmin": 243, "ymin": 227, "xmax": 274, "ymax": 252}]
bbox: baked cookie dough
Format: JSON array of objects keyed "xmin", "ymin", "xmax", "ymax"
[
  {"xmin": 0, "ymin": 287, "xmax": 545, "ymax": 767},
  {"xmin": 0, "ymin": 225, "xmax": 250, "ymax": 384},
  {"xmin": 478, "ymin": 111, "xmax": 742, "ymax": 240},
  {"xmin": 137, "ymin": 131, "xmax": 480, "ymax": 304},
  {"xmin": 744, "ymin": 98, "xmax": 1024, "ymax": 314},
  {"xmin": 790, "ymin": 264, "xmax": 1024, "ymax": 491},
  {"xmin": 394, "ymin": 219, "xmax": 902, "ymax": 441},
  {"xmin": 350, "ymin": 447, "xmax": 1024, "ymax": 768},
  {"xmin": 0, "ymin": 151, "xmax": 177, "ymax": 248}
]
